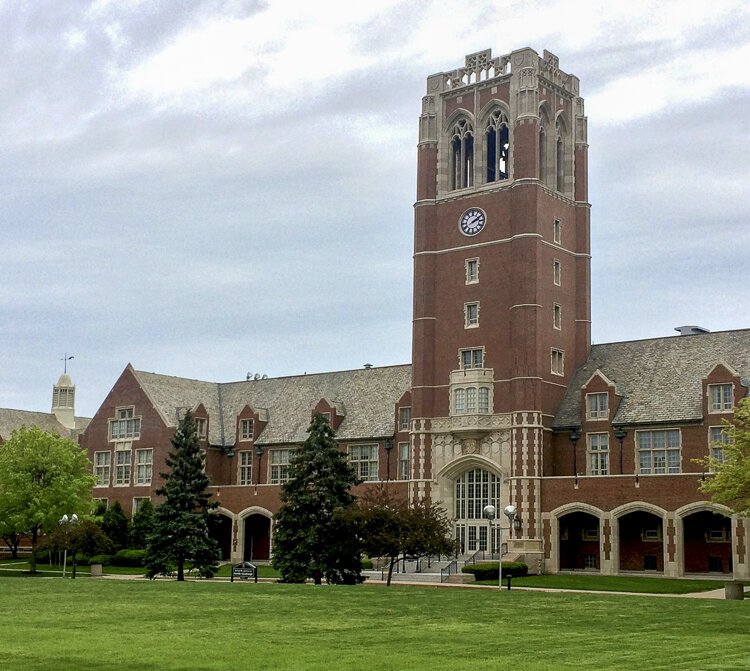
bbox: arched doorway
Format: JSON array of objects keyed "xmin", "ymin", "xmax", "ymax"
[
  {"xmin": 559, "ymin": 512, "xmax": 600, "ymax": 571},
  {"xmin": 683, "ymin": 511, "xmax": 732, "ymax": 574},
  {"xmin": 454, "ymin": 468, "xmax": 500, "ymax": 556},
  {"xmin": 244, "ymin": 514, "xmax": 271, "ymax": 561},
  {"xmin": 207, "ymin": 513, "xmax": 233, "ymax": 561},
  {"xmin": 619, "ymin": 510, "xmax": 663, "ymax": 572}
]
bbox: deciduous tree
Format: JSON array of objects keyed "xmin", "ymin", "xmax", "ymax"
[
  {"xmin": 145, "ymin": 410, "xmax": 219, "ymax": 580},
  {"xmin": 0, "ymin": 426, "xmax": 94, "ymax": 572},
  {"xmin": 272, "ymin": 413, "xmax": 362, "ymax": 584},
  {"xmin": 700, "ymin": 398, "xmax": 750, "ymax": 514}
]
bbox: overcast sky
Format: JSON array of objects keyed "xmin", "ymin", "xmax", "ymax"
[{"xmin": 3, "ymin": 0, "xmax": 749, "ymax": 418}]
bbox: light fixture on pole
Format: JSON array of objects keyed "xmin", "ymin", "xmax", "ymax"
[
  {"xmin": 483, "ymin": 503, "xmax": 518, "ymax": 589},
  {"xmin": 59, "ymin": 513, "xmax": 79, "ymax": 578}
]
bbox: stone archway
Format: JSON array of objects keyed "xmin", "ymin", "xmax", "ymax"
[
  {"xmin": 244, "ymin": 514, "xmax": 271, "ymax": 561},
  {"xmin": 618, "ymin": 510, "xmax": 664, "ymax": 572},
  {"xmin": 207, "ymin": 512, "xmax": 233, "ymax": 561},
  {"xmin": 682, "ymin": 510, "xmax": 732, "ymax": 574},
  {"xmin": 559, "ymin": 511, "xmax": 601, "ymax": 571}
]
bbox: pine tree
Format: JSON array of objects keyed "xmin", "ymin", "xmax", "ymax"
[
  {"xmin": 129, "ymin": 498, "xmax": 155, "ymax": 549},
  {"xmin": 272, "ymin": 413, "xmax": 362, "ymax": 584},
  {"xmin": 101, "ymin": 500, "xmax": 129, "ymax": 550},
  {"xmin": 145, "ymin": 410, "xmax": 219, "ymax": 580}
]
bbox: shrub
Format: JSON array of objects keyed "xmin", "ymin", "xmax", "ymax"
[
  {"xmin": 461, "ymin": 562, "xmax": 528, "ymax": 581},
  {"xmin": 113, "ymin": 549, "xmax": 147, "ymax": 567},
  {"xmin": 89, "ymin": 554, "xmax": 112, "ymax": 566},
  {"xmin": 361, "ymin": 559, "xmax": 374, "ymax": 570}
]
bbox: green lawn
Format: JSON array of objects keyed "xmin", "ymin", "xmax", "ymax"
[
  {"xmin": 480, "ymin": 573, "xmax": 733, "ymax": 594},
  {"xmin": 0, "ymin": 578, "xmax": 748, "ymax": 670}
]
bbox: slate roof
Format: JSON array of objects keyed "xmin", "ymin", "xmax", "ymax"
[
  {"xmin": 0, "ymin": 408, "xmax": 90, "ymax": 440},
  {"xmin": 132, "ymin": 365, "xmax": 412, "ymax": 447},
  {"xmin": 554, "ymin": 329, "xmax": 750, "ymax": 427}
]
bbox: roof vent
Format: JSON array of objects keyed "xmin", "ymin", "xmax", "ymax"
[
  {"xmin": 674, "ymin": 325, "xmax": 710, "ymax": 336},
  {"xmin": 363, "ymin": 363, "xmax": 373, "ymax": 369}
]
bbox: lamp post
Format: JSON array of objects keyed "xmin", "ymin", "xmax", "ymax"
[
  {"xmin": 483, "ymin": 504, "xmax": 518, "ymax": 589},
  {"xmin": 255, "ymin": 445, "xmax": 264, "ymax": 488},
  {"xmin": 59, "ymin": 513, "xmax": 78, "ymax": 578},
  {"xmin": 569, "ymin": 427, "xmax": 581, "ymax": 486},
  {"xmin": 384, "ymin": 439, "xmax": 393, "ymax": 482},
  {"xmin": 614, "ymin": 426, "xmax": 627, "ymax": 475}
]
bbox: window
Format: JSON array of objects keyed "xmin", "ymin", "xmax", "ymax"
[
  {"xmin": 464, "ymin": 302, "xmax": 479, "ymax": 328},
  {"xmin": 551, "ymin": 349, "xmax": 564, "ymax": 376},
  {"xmin": 553, "ymin": 259, "xmax": 561, "ymax": 286},
  {"xmin": 94, "ymin": 451, "xmax": 111, "ymax": 487},
  {"xmin": 454, "ymin": 468, "xmax": 499, "ymax": 520},
  {"xmin": 553, "ymin": 218, "xmax": 561, "ymax": 244},
  {"xmin": 587, "ymin": 393, "xmax": 608, "ymax": 419},
  {"xmin": 320, "ymin": 411, "xmax": 332, "ymax": 423},
  {"xmin": 349, "ymin": 444, "xmax": 378, "ymax": 481},
  {"xmin": 460, "ymin": 348, "xmax": 484, "ymax": 369},
  {"xmin": 454, "ymin": 388, "xmax": 465, "ymax": 415},
  {"xmin": 485, "ymin": 109, "xmax": 509, "ymax": 182},
  {"xmin": 270, "ymin": 449, "xmax": 294, "ymax": 484},
  {"xmin": 398, "ymin": 442, "xmax": 409, "ymax": 480},
  {"xmin": 454, "ymin": 386, "xmax": 491, "ymax": 415},
  {"xmin": 553, "ymin": 303, "xmax": 562, "ymax": 330},
  {"xmin": 584, "ymin": 554, "xmax": 597, "ymax": 569},
  {"xmin": 109, "ymin": 407, "xmax": 141, "ymax": 441},
  {"xmin": 450, "ymin": 118, "xmax": 474, "ymax": 190},
  {"xmin": 588, "ymin": 433, "xmax": 609, "ymax": 475},
  {"xmin": 195, "ymin": 418, "xmax": 207, "ymax": 439},
  {"xmin": 637, "ymin": 429, "xmax": 681, "ymax": 474},
  {"xmin": 709, "ymin": 384, "xmax": 733, "ymax": 412},
  {"xmin": 114, "ymin": 443, "xmax": 132, "ymax": 485},
  {"xmin": 582, "ymin": 528, "xmax": 599, "ymax": 541},
  {"xmin": 709, "ymin": 426, "xmax": 732, "ymax": 464},
  {"xmin": 135, "ymin": 449, "xmax": 153, "ymax": 486},
  {"xmin": 239, "ymin": 451, "xmax": 253, "ymax": 485},
  {"xmin": 240, "ymin": 419, "xmax": 254, "ymax": 441},
  {"xmin": 465, "ymin": 258, "xmax": 479, "ymax": 284},
  {"xmin": 132, "ymin": 497, "xmax": 150, "ymax": 517},
  {"xmin": 399, "ymin": 407, "xmax": 411, "ymax": 431}
]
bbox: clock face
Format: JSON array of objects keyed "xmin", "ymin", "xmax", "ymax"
[{"xmin": 459, "ymin": 208, "xmax": 486, "ymax": 236}]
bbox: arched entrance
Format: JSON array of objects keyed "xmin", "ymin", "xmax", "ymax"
[
  {"xmin": 244, "ymin": 514, "xmax": 271, "ymax": 561},
  {"xmin": 559, "ymin": 512, "xmax": 600, "ymax": 571},
  {"xmin": 619, "ymin": 510, "xmax": 663, "ymax": 572},
  {"xmin": 207, "ymin": 513, "xmax": 233, "ymax": 561},
  {"xmin": 683, "ymin": 511, "xmax": 732, "ymax": 574},
  {"xmin": 453, "ymin": 467, "xmax": 499, "ymax": 556}
]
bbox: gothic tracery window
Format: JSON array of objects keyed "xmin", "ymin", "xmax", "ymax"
[
  {"xmin": 485, "ymin": 109, "xmax": 509, "ymax": 182},
  {"xmin": 450, "ymin": 118, "xmax": 474, "ymax": 190}
]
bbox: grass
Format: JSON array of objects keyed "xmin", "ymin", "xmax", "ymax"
[
  {"xmin": 0, "ymin": 578, "xmax": 748, "ymax": 670},
  {"xmin": 477, "ymin": 573, "xmax": 733, "ymax": 594}
]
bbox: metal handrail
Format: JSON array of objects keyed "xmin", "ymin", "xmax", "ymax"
[{"xmin": 440, "ymin": 559, "xmax": 458, "ymax": 583}]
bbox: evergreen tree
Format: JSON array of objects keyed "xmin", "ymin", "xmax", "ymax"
[
  {"xmin": 145, "ymin": 410, "xmax": 219, "ymax": 580},
  {"xmin": 100, "ymin": 501, "xmax": 129, "ymax": 550},
  {"xmin": 129, "ymin": 498, "xmax": 156, "ymax": 549},
  {"xmin": 272, "ymin": 413, "xmax": 362, "ymax": 584}
]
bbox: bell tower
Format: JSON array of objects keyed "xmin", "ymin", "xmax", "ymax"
[{"xmin": 410, "ymin": 48, "xmax": 590, "ymax": 566}]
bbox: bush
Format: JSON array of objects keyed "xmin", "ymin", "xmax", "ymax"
[
  {"xmin": 461, "ymin": 562, "xmax": 528, "ymax": 581},
  {"xmin": 113, "ymin": 549, "xmax": 147, "ymax": 567},
  {"xmin": 89, "ymin": 554, "xmax": 112, "ymax": 566},
  {"xmin": 361, "ymin": 559, "xmax": 374, "ymax": 570}
]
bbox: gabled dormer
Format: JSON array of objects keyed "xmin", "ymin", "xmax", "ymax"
[
  {"xmin": 312, "ymin": 398, "xmax": 345, "ymax": 431},
  {"xmin": 236, "ymin": 404, "xmax": 269, "ymax": 444},
  {"xmin": 702, "ymin": 361, "xmax": 746, "ymax": 417},
  {"xmin": 192, "ymin": 403, "xmax": 209, "ymax": 443},
  {"xmin": 579, "ymin": 369, "xmax": 621, "ymax": 425},
  {"xmin": 395, "ymin": 390, "xmax": 412, "ymax": 435}
]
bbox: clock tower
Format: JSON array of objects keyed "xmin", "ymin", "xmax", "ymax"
[{"xmin": 410, "ymin": 47, "xmax": 590, "ymax": 566}]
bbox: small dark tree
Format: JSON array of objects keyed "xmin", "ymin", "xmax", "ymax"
[
  {"xmin": 355, "ymin": 487, "xmax": 453, "ymax": 586},
  {"xmin": 145, "ymin": 410, "xmax": 219, "ymax": 581},
  {"xmin": 129, "ymin": 499, "xmax": 155, "ymax": 549},
  {"xmin": 44, "ymin": 518, "xmax": 113, "ymax": 578},
  {"xmin": 272, "ymin": 413, "xmax": 362, "ymax": 584},
  {"xmin": 101, "ymin": 501, "xmax": 129, "ymax": 550}
]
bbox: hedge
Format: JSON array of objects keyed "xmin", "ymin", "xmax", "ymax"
[{"xmin": 461, "ymin": 562, "xmax": 528, "ymax": 581}]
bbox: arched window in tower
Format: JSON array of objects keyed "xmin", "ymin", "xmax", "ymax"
[
  {"xmin": 485, "ymin": 109, "xmax": 509, "ymax": 183},
  {"xmin": 555, "ymin": 116, "xmax": 569, "ymax": 194},
  {"xmin": 450, "ymin": 118, "xmax": 474, "ymax": 190}
]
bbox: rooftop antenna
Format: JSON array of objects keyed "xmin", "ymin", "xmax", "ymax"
[
  {"xmin": 246, "ymin": 372, "xmax": 252, "ymax": 381},
  {"xmin": 60, "ymin": 353, "xmax": 74, "ymax": 373},
  {"xmin": 254, "ymin": 373, "xmax": 261, "ymax": 380}
]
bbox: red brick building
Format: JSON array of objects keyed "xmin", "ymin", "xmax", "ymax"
[{"xmin": 78, "ymin": 47, "xmax": 750, "ymax": 578}]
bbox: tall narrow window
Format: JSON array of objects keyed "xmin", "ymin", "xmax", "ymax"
[
  {"xmin": 135, "ymin": 448, "xmax": 153, "ymax": 486},
  {"xmin": 94, "ymin": 451, "xmax": 111, "ymax": 487},
  {"xmin": 539, "ymin": 127, "xmax": 546, "ymax": 182},
  {"xmin": 399, "ymin": 407, "xmax": 411, "ymax": 431},
  {"xmin": 450, "ymin": 118, "xmax": 474, "ymax": 190},
  {"xmin": 465, "ymin": 258, "xmax": 479, "ymax": 284},
  {"xmin": 553, "ymin": 303, "xmax": 562, "ymax": 330},
  {"xmin": 588, "ymin": 434, "xmax": 609, "ymax": 475},
  {"xmin": 553, "ymin": 259, "xmax": 561, "ymax": 286},
  {"xmin": 551, "ymin": 349, "xmax": 564, "ymax": 376},
  {"xmin": 485, "ymin": 109, "xmax": 509, "ymax": 182},
  {"xmin": 398, "ymin": 442, "xmax": 409, "ymax": 480},
  {"xmin": 709, "ymin": 426, "xmax": 732, "ymax": 465},
  {"xmin": 464, "ymin": 302, "xmax": 479, "ymax": 328},
  {"xmin": 553, "ymin": 218, "xmax": 561, "ymax": 244},
  {"xmin": 240, "ymin": 419, "xmax": 254, "ymax": 441},
  {"xmin": 478, "ymin": 387, "xmax": 490, "ymax": 414},
  {"xmin": 114, "ymin": 444, "xmax": 132, "ymax": 486},
  {"xmin": 238, "ymin": 451, "xmax": 253, "ymax": 485},
  {"xmin": 454, "ymin": 388, "xmax": 466, "ymax": 415}
]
